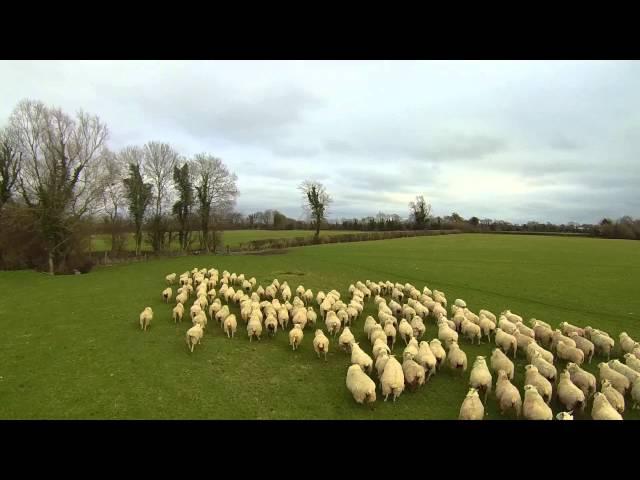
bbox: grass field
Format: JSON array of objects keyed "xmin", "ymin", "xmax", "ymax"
[
  {"xmin": 1, "ymin": 234, "xmax": 639, "ymax": 419},
  {"xmin": 90, "ymin": 229, "xmax": 360, "ymax": 252}
]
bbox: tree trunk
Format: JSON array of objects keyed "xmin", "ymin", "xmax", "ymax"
[
  {"xmin": 48, "ymin": 251, "xmax": 55, "ymax": 275},
  {"xmin": 315, "ymin": 216, "xmax": 320, "ymax": 238}
]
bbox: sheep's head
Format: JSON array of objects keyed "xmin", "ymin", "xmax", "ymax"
[
  {"xmin": 466, "ymin": 388, "xmax": 478, "ymax": 398},
  {"xmin": 497, "ymin": 370, "xmax": 508, "ymax": 380},
  {"xmin": 523, "ymin": 384, "xmax": 537, "ymax": 393},
  {"xmin": 431, "ymin": 339, "xmax": 442, "ymax": 345},
  {"xmin": 559, "ymin": 370, "xmax": 570, "ymax": 381},
  {"xmin": 495, "ymin": 328, "xmax": 503, "ymax": 334},
  {"xmin": 624, "ymin": 353, "xmax": 634, "ymax": 361},
  {"xmin": 597, "ymin": 362, "xmax": 606, "ymax": 369},
  {"xmin": 556, "ymin": 412, "xmax": 574, "ymax": 420},
  {"xmin": 601, "ymin": 379, "xmax": 612, "ymax": 389},
  {"xmin": 525, "ymin": 364, "xmax": 538, "ymax": 373}
]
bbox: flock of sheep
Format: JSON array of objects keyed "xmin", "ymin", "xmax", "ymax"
[{"xmin": 137, "ymin": 267, "xmax": 640, "ymax": 420}]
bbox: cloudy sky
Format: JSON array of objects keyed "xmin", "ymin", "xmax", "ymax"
[{"xmin": 1, "ymin": 60, "xmax": 638, "ymax": 224}]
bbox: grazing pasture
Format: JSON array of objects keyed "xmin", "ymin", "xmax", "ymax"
[{"xmin": 1, "ymin": 234, "xmax": 639, "ymax": 419}]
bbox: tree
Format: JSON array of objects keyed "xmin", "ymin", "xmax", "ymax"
[
  {"xmin": 101, "ymin": 149, "xmax": 128, "ymax": 254},
  {"xmin": 0, "ymin": 127, "xmax": 22, "ymax": 218},
  {"xmin": 143, "ymin": 141, "xmax": 178, "ymax": 252},
  {"xmin": 123, "ymin": 162, "xmax": 153, "ymax": 256},
  {"xmin": 172, "ymin": 162, "xmax": 194, "ymax": 251},
  {"xmin": 192, "ymin": 154, "xmax": 239, "ymax": 252},
  {"xmin": 408, "ymin": 195, "xmax": 431, "ymax": 229},
  {"xmin": 469, "ymin": 216, "xmax": 479, "ymax": 226},
  {"xmin": 299, "ymin": 180, "xmax": 332, "ymax": 239},
  {"xmin": 9, "ymin": 99, "xmax": 108, "ymax": 274}
]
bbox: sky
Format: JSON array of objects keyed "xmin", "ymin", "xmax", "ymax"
[{"xmin": 1, "ymin": 60, "xmax": 639, "ymax": 224}]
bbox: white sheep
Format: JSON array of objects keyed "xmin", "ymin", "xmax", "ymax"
[
  {"xmin": 620, "ymin": 332, "xmax": 639, "ymax": 354},
  {"xmin": 458, "ymin": 387, "xmax": 484, "ymax": 420},
  {"xmin": 608, "ymin": 359, "xmax": 640, "ymax": 384},
  {"xmin": 192, "ymin": 311, "xmax": 207, "ymax": 330},
  {"xmin": 469, "ymin": 356, "xmax": 492, "ymax": 403},
  {"xmin": 559, "ymin": 321, "xmax": 585, "ymax": 337},
  {"xmin": 529, "ymin": 351, "xmax": 557, "ymax": 384},
  {"xmin": 526, "ymin": 342, "xmax": 554, "ymax": 365},
  {"xmin": 247, "ymin": 316, "xmax": 263, "ymax": 342},
  {"xmin": 551, "ymin": 330, "xmax": 577, "ymax": 352},
  {"xmin": 502, "ymin": 310, "xmax": 523, "ymax": 324},
  {"xmin": 369, "ymin": 324, "xmax": 387, "ymax": 346},
  {"xmin": 429, "ymin": 339, "xmax": 447, "ymax": 370},
  {"xmin": 497, "ymin": 316, "xmax": 519, "ymax": 336},
  {"xmin": 556, "ymin": 340, "xmax": 585, "ymax": 365},
  {"xmin": 557, "ymin": 370, "xmax": 586, "ymax": 413},
  {"xmin": 289, "ymin": 324, "xmax": 304, "ymax": 350},
  {"xmin": 346, "ymin": 364, "xmax": 377, "ymax": 406},
  {"xmin": 384, "ymin": 322, "xmax": 397, "ymax": 349},
  {"xmin": 624, "ymin": 353, "xmax": 640, "ymax": 373},
  {"xmin": 410, "ymin": 316, "xmax": 426, "ymax": 339},
  {"xmin": 264, "ymin": 314, "xmax": 278, "ymax": 337},
  {"xmin": 215, "ymin": 305, "xmax": 230, "ymax": 327},
  {"xmin": 372, "ymin": 337, "xmax": 391, "ymax": 359},
  {"xmin": 591, "ymin": 392, "xmax": 622, "ymax": 420},
  {"xmin": 325, "ymin": 311, "xmax": 341, "ymax": 338},
  {"xmin": 479, "ymin": 315, "xmax": 496, "ymax": 342},
  {"xmin": 172, "ymin": 303, "xmax": 184, "ymax": 324},
  {"xmin": 380, "ymin": 355, "xmax": 405, "ymax": 402},
  {"xmin": 515, "ymin": 321, "xmax": 535, "ymax": 339},
  {"xmin": 166, "ymin": 273, "xmax": 177, "ymax": 285},
  {"xmin": 490, "ymin": 348, "xmax": 514, "ymax": 380},
  {"xmin": 313, "ymin": 329, "xmax": 330, "ymax": 361},
  {"xmin": 461, "ymin": 318, "xmax": 482, "ymax": 345},
  {"xmin": 351, "ymin": 342, "xmax": 373, "ymax": 375},
  {"xmin": 185, "ymin": 324, "xmax": 203, "ymax": 352},
  {"xmin": 403, "ymin": 337, "xmax": 419, "ymax": 361},
  {"xmin": 568, "ymin": 332, "xmax": 595, "ymax": 363},
  {"xmin": 515, "ymin": 331, "xmax": 536, "ymax": 353},
  {"xmin": 494, "ymin": 328, "xmax": 517, "ymax": 358},
  {"xmin": 223, "ymin": 314, "xmax": 238, "ymax": 339},
  {"xmin": 139, "ymin": 307, "xmax": 153, "ymax": 332},
  {"xmin": 532, "ymin": 321, "xmax": 554, "ymax": 348},
  {"xmin": 446, "ymin": 342, "xmax": 468, "ymax": 374},
  {"xmin": 375, "ymin": 351, "xmax": 391, "ymax": 378},
  {"xmin": 601, "ymin": 379, "xmax": 625, "ymax": 414},
  {"xmin": 402, "ymin": 358, "xmax": 426, "ymax": 391},
  {"xmin": 338, "ymin": 327, "xmax": 356, "ymax": 353},
  {"xmin": 292, "ymin": 309, "xmax": 308, "ymax": 330},
  {"xmin": 524, "ymin": 364, "xmax": 552, "ymax": 404},
  {"xmin": 495, "ymin": 370, "xmax": 522, "ymax": 417},
  {"xmin": 587, "ymin": 329, "xmax": 615, "ymax": 360},
  {"xmin": 437, "ymin": 319, "xmax": 458, "ymax": 348},
  {"xmin": 556, "ymin": 412, "xmax": 574, "ymax": 420},
  {"xmin": 415, "ymin": 341, "xmax": 437, "ymax": 381},
  {"xmin": 479, "ymin": 309, "xmax": 496, "ymax": 323},
  {"xmin": 162, "ymin": 287, "xmax": 173, "ymax": 303},
  {"xmin": 598, "ymin": 362, "xmax": 630, "ymax": 395},
  {"xmin": 566, "ymin": 362, "xmax": 596, "ymax": 399},
  {"xmin": 632, "ymin": 379, "xmax": 640, "ymax": 410},
  {"xmin": 522, "ymin": 384, "xmax": 553, "ymax": 420}
]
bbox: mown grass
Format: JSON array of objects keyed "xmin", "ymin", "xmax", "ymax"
[
  {"xmin": 1, "ymin": 234, "xmax": 639, "ymax": 419},
  {"xmin": 90, "ymin": 229, "xmax": 361, "ymax": 252}
]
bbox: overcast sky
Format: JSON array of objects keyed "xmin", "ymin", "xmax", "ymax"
[{"xmin": 1, "ymin": 60, "xmax": 638, "ymax": 224}]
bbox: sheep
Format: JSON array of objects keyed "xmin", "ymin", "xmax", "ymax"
[
  {"xmin": 497, "ymin": 316, "xmax": 519, "ymax": 336},
  {"xmin": 276, "ymin": 307, "xmax": 290, "ymax": 331},
  {"xmin": 207, "ymin": 289, "xmax": 217, "ymax": 303},
  {"xmin": 215, "ymin": 305, "xmax": 230, "ymax": 327},
  {"xmin": 364, "ymin": 316, "xmax": 378, "ymax": 340},
  {"xmin": 325, "ymin": 311, "xmax": 341, "ymax": 338},
  {"xmin": 185, "ymin": 324, "xmax": 204, "ymax": 352},
  {"xmin": 402, "ymin": 305, "xmax": 417, "ymax": 321},
  {"xmin": 555, "ymin": 370, "xmax": 585, "ymax": 413},
  {"xmin": 522, "ymin": 385, "xmax": 553, "ymax": 420},
  {"xmin": 551, "ymin": 330, "xmax": 577, "ymax": 352},
  {"xmin": 172, "ymin": 303, "xmax": 185, "ymax": 324},
  {"xmin": 437, "ymin": 319, "xmax": 458, "ymax": 348},
  {"xmin": 431, "ymin": 303, "xmax": 447, "ymax": 320},
  {"xmin": 601, "ymin": 379, "xmax": 625, "ymax": 414},
  {"xmin": 479, "ymin": 309, "xmax": 496, "ymax": 323},
  {"xmin": 339, "ymin": 327, "xmax": 356, "ymax": 353},
  {"xmin": 351, "ymin": 343, "xmax": 374, "ymax": 375},
  {"xmin": 469, "ymin": 356, "xmax": 492, "ymax": 403},
  {"xmin": 566, "ymin": 362, "xmax": 596, "ymax": 399},
  {"xmin": 288, "ymin": 324, "xmax": 304, "ymax": 350},
  {"xmin": 415, "ymin": 341, "xmax": 437, "ymax": 381},
  {"xmin": 502, "ymin": 310, "xmax": 523, "ymax": 324},
  {"xmin": 556, "ymin": 412, "xmax": 574, "ymax": 420},
  {"xmin": 370, "ymin": 325, "xmax": 387, "ymax": 346},
  {"xmin": 196, "ymin": 295, "xmax": 208, "ymax": 311},
  {"xmin": 515, "ymin": 321, "xmax": 535, "ymax": 339},
  {"xmin": 337, "ymin": 309, "xmax": 350, "ymax": 328},
  {"xmin": 624, "ymin": 353, "xmax": 640, "ymax": 373},
  {"xmin": 494, "ymin": 328, "xmax": 517, "ymax": 358},
  {"xmin": 223, "ymin": 314, "xmax": 238, "ymax": 339},
  {"xmin": 162, "ymin": 287, "xmax": 173, "ymax": 303},
  {"xmin": 209, "ymin": 299, "xmax": 222, "ymax": 320},
  {"xmin": 632, "ymin": 379, "xmax": 640, "ymax": 410},
  {"xmin": 559, "ymin": 321, "xmax": 584, "ymax": 337},
  {"xmin": 175, "ymin": 292, "xmax": 188, "ymax": 305},
  {"xmin": 479, "ymin": 315, "xmax": 496, "ymax": 342},
  {"xmin": 458, "ymin": 387, "xmax": 484, "ymax": 420},
  {"xmin": 380, "ymin": 355, "xmax": 405, "ymax": 402},
  {"xmin": 190, "ymin": 304, "xmax": 202, "ymax": 321},
  {"xmin": 446, "ymin": 342, "xmax": 468, "ymax": 374},
  {"xmin": 620, "ymin": 332, "xmax": 639, "ymax": 354},
  {"xmin": 556, "ymin": 341, "xmax": 585, "ymax": 365},
  {"xmin": 463, "ymin": 309, "xmax": 480, "ymax": 326},
  {"xmin": 429, "ymin": 339, "xmax": 447, "ymax": 370},
  {"xmin": 247, "ymin": 316, "xmax": 263, "ymax": 342},
  {"xmin": 532, "ymin": 321, "xmax": 554, "ymax": 348},
  {"xmin": 313, "ymin": 329, "xmax": 330, "ymax": 361},
  {"xmin": 588, "ymin": 329, "xmax": 615, "ymax": 360},
  {"xmin": 372, "ymin": 337, "xmax": 391, "ymax": 360},
  {"xmin": 139, "ymin": 307, "xmax": 153, "ymax": 332},
  {"xmin": 166, "ymin": 273, "xmax": 177, "ymax": 285},
  {"xmin": 264, "ymin": 314, "xmax": 278, "ymax": 337},
  {"xmin": 608, "ymin": 359, "xmax": 640, "ymax": 384},
  {"xmin": 192, "ymin": 311, "xmax": 207, "ymax": 330},
  {"xmin": 402, "ymin": 358, "xmax": 426, "ymax": 391},
  {"xmin": 495, "ymin": 370, "xmax": 522, "ymax": 417},
  {"xmin": 591, "ymin": 392, "xmax": 623, "ymax": 420},
  {"xmin": 490, "ymin": 348, "xmax": 514, "ymax": 380},
  {"xmin": 410, "ymin": 316, "xmax": 426, "ymax": 339},
  {"xmin": 461, "ymin": 319, "xmax": 482, "ymax": 345},
  {"xmin": 292, "ymin": 309, "xmax": 308, "ymax": 330},
  {"xmin": 384, "ymin": 322, "xmax": 398, "ymax": 349},
  {"xmin": 346, "ymin": 364, "xmax": 377, "ymax": 406},
  {"xmin": 598, "ymin": 362, "xmax": 630, "ymax": 396},
  {"xmin": 526, "ymin": 342, "xmax": 554, "ymax": 365},
  {"xmin": 375, "ymin": 351, "xmax": 391, "ymax": 378},
  {"xmin": 514, "ymin": 332, "xmax": 536, "ymax": 354},
  {"xmin": 529, "ymin": 351, "xmax": 557, "ymax": 384},
  {"xmin": 634, "ymin": 347, "xmax": 640, "ymax": 360},
  {"xmin": 568, "ymin": 332, "xmax": 595, "ymax": 363},
  {"xmin": 403, "ymin": 338, "xmax": 419, "ymax": 362},
  {"xmin": 523, "ymin": 364, "xmax": 552, "ymax": 404}
]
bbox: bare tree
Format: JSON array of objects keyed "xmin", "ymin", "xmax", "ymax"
[
  {"xmin": 408, "ymin": 195, "xmax": 431, "ymax": 230},
  {"xmin": 0, "ymin": 126, "xmax": 22, "ymax": 217},
  {"xmin": 192, "ymin": 154, "xmax": 239, "ymax": 252},
  {"xmin": 143, "ymin": 141, "xmax": 178, "ymax": 217},
  {"xmin": 299, "ymin": 180, "xmax": 332, "ymax": 239},
  {"xmin": 100, "ymin": 149, "xmax": 128, "ymax": 254},
  {"xmin": 9, "ymin": 99, "xmax": 109, "ymax": 274}
]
